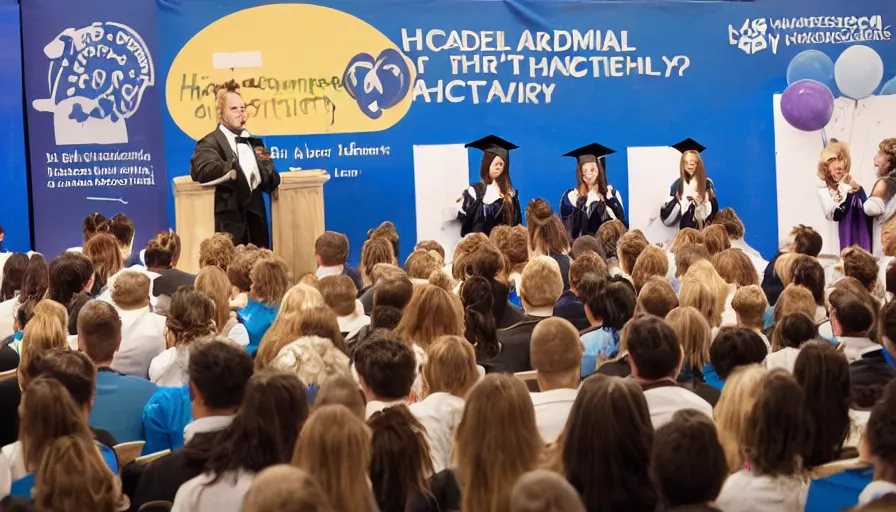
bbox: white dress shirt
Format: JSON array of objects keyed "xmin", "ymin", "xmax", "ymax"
[
  {"xmin": 410, "ymin": 392, "xmax": 465, "ymax": 472},
  {"xmin": 172, "ymin": 470, "xmax": 256, "ymax": 512},
  {"xmin": 365, "ymin": 399, "xmax": 407, "ymax": 420},
  {"xmin": 717, "ymin": 469, "xmax": 808, "ymax": 512},
  {"xmin": 642, "ymin": 384, "xmax": 714, "ymax": 430},
  {"xmin": 111, "ymin": 306, "xmax": 167, "ymax": 379},
  {"xmin": 219, "ymin": 125, "xmax": 261, "ymax": 191},
  {"xmin": 183, "ymin": 415, "xmax": 235, "ymax": 444},
  {"xmin": 0, "ymin": 296, "xmax": 18, "ymax": 341},
  {"xmin": 316, "ymin": 265, "xmax": 344, "ymax": 279},
  {"xmin": 338, "ymin": 301, "xmax": 370, "ymax": 339},
  {"xmin": 149, "ymin": 346, "xmax": 190, "ymax": 387},
  {"xmin": 530, "ymin": 388, "xmax": 578, "ymax": 443}
]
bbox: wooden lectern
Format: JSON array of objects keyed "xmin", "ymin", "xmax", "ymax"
[{"xmin": 172, "ymin": 170, "xmax": 330, "ymax": 276}]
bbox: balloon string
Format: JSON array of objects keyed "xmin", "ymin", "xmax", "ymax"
[{"xmin": 821, "ymin": 128, "xmax": 828, "ymax": 147}]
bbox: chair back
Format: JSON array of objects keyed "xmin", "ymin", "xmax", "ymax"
[{"xmin": 112, "ymin": 441, "xmax": 146, "ymax": 472}]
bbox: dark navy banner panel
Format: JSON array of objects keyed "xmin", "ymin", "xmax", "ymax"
[
  {"xmin": 0, "ymin": 0, "xmax": 31, "ymax": 252},
  {"xmin": 155, "ymin": 0, "xmax": 896, "ymax": 262},
  {"xmin": 21, "ymin": 0, "xmax": 169, "ymax": 256}
]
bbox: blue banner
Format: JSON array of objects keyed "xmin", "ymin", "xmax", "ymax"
[
  {"xmin": 21, "ymin": 0, "xmax": 169, "ymax": 256},
  {"xmin": 0, "ymin": 0, "xmax": 31, "ymax": 252}
]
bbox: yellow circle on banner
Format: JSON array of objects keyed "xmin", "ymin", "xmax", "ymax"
[{"xmin": 166, "ymin": 3, "xmax": 415, "ymax": 140}]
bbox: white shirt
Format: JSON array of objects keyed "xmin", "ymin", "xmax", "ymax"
[
  {"xmin": 717, "ymin": 469, "xmax": 808, "ymax": 512},
  {"xmin": 530, "ymin": 388, "xmax": 578, "ymax": 443},
  {"xmin": 149, "ymin": 346, "xmax": 190, "ymax": 387},
  {"xmin": 859, "ymin": 480, "xmax": 896, "ymax": 504},
  {"xmin": 316, "ymin": 265, "xmax": 344, "ymax": 279},
  {"xmin": 183, "ymin": 415, "xmax": 235, "ymax": 445},
  {"xmin": 172, "ymin": 470, "xmax": 256, "ymax": 512},
  {"xmin": 218, "ymin": 125, "xmax": 261, "ymax": 191},
  {"xmin": 225, "ymin": 322, "xmax": 249, "ymax": 348},
  {"xmin": 721, "ymin": 287, "xmax": 737, "ymax": 327},
  {"xmin": 338, "ymin": 301, "xmax": 370, "ymax": 340},
  {"xmin": 365, "ymin": 399, "xmax": 406, "ymax": 420},
  {"xmin": 111, "ymin": 306, "xmax": 167, "ymax": 379},
  {"xmin": 0, "ymin": 442, "xmax": 24, "ymax": 496},
  {"xmin": 0, "ymin": 296, "xmax": 18, "ymax": 341},
  {"xmin": 410, "ymin": 392, "xmax": 465, "ymax": 472},
  {"xmin": 764, "ymin": 347, "xmax": 801, "ymax": 373},
  {"xmin": 836, "ymin": 336, "xmax": 881, "ymax": 363},
  {"xmin": 642, "ymin": 384, "xmax": 713, "ymax": 430}
]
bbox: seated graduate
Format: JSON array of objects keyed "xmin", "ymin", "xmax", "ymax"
[
  {"xmin": 455, "ymin": 135, "xmax": 522, "ymax": 236},
  {"xmin": 559, "ymin": 142, "xmax": 626, "ymax": 240},
  {"xmin": 660, "ymin": 138, "xmax": 719, "ymax": 231}
]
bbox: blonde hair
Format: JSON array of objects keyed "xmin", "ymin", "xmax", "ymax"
[
  {"xmin": 110, "ymin": 271, "xmax": 150, "ymax": 309},
  {"xmin": 520, "ymin": 256, "xmax": 564, "ymax": 309},
  {"xmin": 20, "ymin": 300, "xmax": 69, "ymax": 369},
  {"xmin": 423, "ymin": 335, "xmax": 479, "ymax": 398},
  {"xmin": 510, "ymin": 470, "xmax": 586, "ymax": 512},
  {"xmin": 34, "ymin": 435, "xmax": 123, "ymax": 512},
  {"xmin": 774, "ymin": 252, "xmax": 805, "ymax": 285},
  {"xmin": 683, "ymin": 260, "xmax": 733, "ymax": 326},
  {"xmin": 394, "ymin": 284, "xmax": 464, "ymax": 350},
  {"xmin": 817, "ymin": 141, "xmax": 852, "ymax": 188},
  {"xmin": 314, "ymin": 376, "xmax": 365, "ymax": 421},
  {"xmin": 404, "ymin": 250, "xmax": 445, "ymax": 280},
  {"xmin": 317, "ymin": 275, "xmax": 358, "ymax": 317},
  {"xmin": 714, "ymin": 364, "xmax": 767, "ymax": 473},
  {"xmin": 454, "ymin": 374, "xmax": 543, "ymax": 512},
  {"xmin": 249, "ymin": 257, "xmax": 291, "ymax": 306},
  {"xmin": 731, "ymin": 285, "xmax": 768, "ymax": 329},
  {"xmin": 195, "ymin": 266, "xmax": 233, "ymax": 334},
  {"xmin": 666, "ymin": 306, "xmax": 711, "ymax": 369},
  {"xmin": 631, "ymin": 245, "xmax": 669, "ymax": 293},
  {"xmin": 199, "ymin": 233, "xmax": 236, "ymax": 271},
  {"xmin": 360, "ymin": 238, "xmax": 396, "ymax": 287},
  {"xmin": 773, "ymin": 284, "xmax": 816, "ymax": 325},
  {"xmin": 243, "ymin": 465, "xmax": 334, "ymax": 512},
  {"xmin": 292, "ymin": 405, "xmax": 374, "ymax": 512},
  {"xmin": 670, "ymin": 228, "xmax": 703, "ymax": 254},
  {"xmin": 712, "ymin": 249, "xmax": 759, "ymax": 287},
  {"xmin": 256, "ymin": 284, "xmax": 324, "ymax": 369},
  {"xmin": 703, "ymin": 225, "xmax": 732, "ymax": 256},
  {"xmin": 678, "ymin": 278, "xmax": 719, "ymax": 328}
]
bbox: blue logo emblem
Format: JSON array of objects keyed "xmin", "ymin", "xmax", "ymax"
[{"xmin": 342, "ymin": 49, "xmax": 411, "ymax": 120}]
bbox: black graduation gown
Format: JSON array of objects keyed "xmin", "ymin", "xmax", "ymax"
[
  {"xmin": 189, "ymin": 129, "xmax": 281, "ymax": 247},
  {"xmin": 458, "ymin": 182, "xmax": 522, "ymax": 236},
  {"xmin": 659, "ymin": 178, "xmax": 719, "ymax": 230},
  {"xmin": 559, "ymin": 186, "xmax": 627, "ymax": 239}
]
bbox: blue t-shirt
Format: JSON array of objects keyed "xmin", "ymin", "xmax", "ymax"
[
  {"xmin": 581, "ymin": 327, "xmax": 619, "ymax": 378},
  {"xmin": 806, "ymin": 466, "xmax": 873, "ymax": 512},
  {"xmin": 90, "ymin": 368, "xmax": 158, "ymax": 443},
  {"xmin": 237, "ymin": 300, "xmax": 279, "ymax": 355}
]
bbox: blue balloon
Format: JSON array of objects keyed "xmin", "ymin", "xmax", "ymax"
[
  {"xmin": 787, "ymin": 50, "xmax": 835, "ymax": 89},
  {"xmin": 881, "ymin": 77, "xmax": 896, "ymax": 95}
]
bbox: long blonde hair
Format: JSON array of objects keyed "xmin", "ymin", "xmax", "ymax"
[
  {"xmin": 195, "ymin": 266, "xmax": 232, "ymax": 334},
  {"xmin": 683, "ymin": 260, "xmax": 733, "ymax": 326},
  {"xmin": 714, "ymin": 364, "xmax": 767, "ymax": 473},
  {"xmin": 256, "ymin": 284, "xmax": 324, "ymax": 369},
  {"xmin": 666, "ymin": 306, "xmax": 712, "ymax": 370},
  {"xmin": 393, "ymin": 284, "xmax": 464, "ymax": 350},
  {"xmin": 678, "ymin": 279, "xmax": 720, "ymax": 328},
  {"xmin": 292, "ymin": 405, "xmax": 374, "ymax": 512},
  {"xmin": 20, "ymin": 299, "xmax": 69, "ymax": 369},
  {"xmin": 454, "ymin": 374, "xmax": 543, "ymax": 512}
]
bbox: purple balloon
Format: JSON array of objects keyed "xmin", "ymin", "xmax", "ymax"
[{"xmin": 780, "ymin": 79, "xmax": 834, "ymax": 132}]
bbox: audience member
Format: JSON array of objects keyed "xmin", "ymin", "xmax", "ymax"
[
  {"xmin": 368, "ymin": 405, "xmax": 433, "ymax": 511},
  {"xmin": 765, "ymin": 312, "xmax": 816, "ymax": 372},
  {"xmin": 238, "ymin": 256, "xmax": 290, "ymax": 355},
  {"xmin": 144, "ymin": 231, "xmax": 194, "ymax": 314},
  {"xmin": 714, "ymin": 364, "xmax": 766, "ymax": 473},
  {"xmin": 314, "ymin": 231, "xmax": 363, "ymax": 291},
  {"xmin": 529, "ymin": 318, "xmax": 582, "ymax": 442},
  {"xmin": 794, "ymin": 342, "xmax": 851, "ymax": 467},
  {"xmin": 314, "ymin": 375, "xmax": 366, "ymax": 421},
  {"xmin": 354, "ymin": 331, "xmax": 417, "ymax": 418},
  {"xmin": 242, "ymin": 465, "xmax": 334, "ymax": 512},
  {"xmin": 195, "ymin": 266, "xmax": 249, "ymax": 346},
  {"xmin": 107, "ymin": 271, "xmax": 166, "ymax": 378},
  {"xmin": 148, "ymin": 288, "xmax": 216, "ymax": 386},
  {"xmin": 553, "ymin": 251, "xmax": 607, "ymax": 330},
  {"xmin": 707, "ymin": 327, "xmax": 768, "ymax": 389},
  {"xmin": 636, "ymin": 276, "xmax": 678, "ymax": 319},
  {"xmin": 254, "ymin": 283, "xmax": 324, "ymax": 369},
  {"xmin": 578, "ymin": 274, "xmax": 636, "ymax": 376},
  {"xmin": 509, "ymin": 470, "xmax": 586, "ymax": 512},
  {"xmin": 319, "ymin": 275, "xmax": 369, "ymax": 339},
  {"xmin": 666, "ymin": 306, "xmax": 720, "ymax": 405},
  {"xmin": 47, "ymin": 252, "xmax": 94, "ymax": 335},
  {"xmin": 198, "ymin": 232, "xmax": 236, "ymax": 272}
]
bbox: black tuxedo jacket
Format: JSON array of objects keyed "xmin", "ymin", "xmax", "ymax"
[{"xmin": 189, "ymin": 128, "xmax": 281, "ymax": 247}]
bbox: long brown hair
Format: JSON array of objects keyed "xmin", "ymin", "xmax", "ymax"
[
  {"xmin": 525, "ymin": 199, "xmax": 570, "ymax": 256},
  {"xmin": 84, "ymin": 233, "xmax": 124, "ymax": 288},
  {"xmin": 293, "ymin": 405, "xmax": 375, "ymax": 512},
  {"xmin": 20, "ymin": 377, "xmax": 94, "ymax": 473},
  {"xmin": 454, "ymin": 374, "xmax": 543, "ymax": 512},
  {"xmin": 680, "ymin": 150, "xmax": 707, "ymax": 201},
  {"xmin": 195, "ymin": 266, "xmax": 232, "ymax": 334},
  {"xmin": 575, "ymin": 157, "xmax": 609, "ymax": 199},
  {"xmin": 368, "ymin": 405, "xmax": 434, "ymax": 510},
  {"xmin": 360, "ymin": 237, "xmax": 396, "ymax": 287},
  {"xmin": 479, "ymin": 153, "xmax": 517, "ymax": 224},
  {"xmin": 793, "ymin": 343, "xmax": 851, "ymax": 467},
  {"xmin": 34, "ymin": 435, "xmax": 123, "ymax": 512},
  {"xmin": 166, "ymin": 288, "xmax": 216, "ymax": 347},
  {"xmin": 394, "ymin": 284, "xmax": 464, "ymax": 350}
]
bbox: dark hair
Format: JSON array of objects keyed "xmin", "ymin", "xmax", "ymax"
[
  {"xmin": 23, "ymin": 350, "xmax": 96, "ymax": 406},
  {"xmin": 791, "ymin": 225, "xmax": 823, "ymax": 257},
  {"xmin": 793, "ymin": 343, "xmax": 851, "ymax": 467},
  {"xmin": 850, "ymin": 360, "xmax": 896, "ymax": 410},
  {"xmin": 743, "ymin": 371, "xmax": 813, "ymax": 476},
  {"xmin": 372, "ymin": 276, "xmax": 414, "ymax": 310},
  {"xmin": 791, "ymin": 257, "xmax": 825, "ymax": 306},
  {"xmin": 189, "ymin": 340, "xmax": 254, "ymax": 410},
  {"xmin": 368, "ymin": 405, "xmax": 433, "ymax": 511},
  {"xmin": 109, "ymin": 214, "xmax": 135, "ymax": 248},
  {"xmin": 652, "ymin": 409, "xmax": 727, "ymax": 508},
  {"xmin": 881, "ymin": 300, "xmax": 896, "ymax": 344},
  {"xmin": 203, "ymin": 370, "xmax": 309, "ymax": 483},
  {"xmin": 577, "ymin": 273, "xmax": 635, "ymax": 330},
  {"xmin": 460, "ymin": 276, "xmax": 499, "ymax": 360},
  {"xmin": 562, "ymin": 375, "xmax": 659, "ymax": 511},
  {"xmin": 709, "ymin": 327, "xmax": 768, "ymax": 380},
  {"xmin": 831, "ymin": 294, "xmax": 875, "ymax": 336},
  {"xmin": 0, "ymin": 254, "xmax": 29, "ymax": 302},
  {"xmin": 48, "ymin": 253, "xmax": 94, "ymax": 307},
  {"xmin": 479, "ymin": 153, "xmax": 516, "ymax": 224},
  {"xmin": 865, "ymin": 380, "xmax": 896, "ymax": 468},
  {"xmin": 370, "ymin": 307, "xmax": 403, "ymax": 330},
  {"xmin": 570, "ymin": 235, "xmax": 605, "ymax": 260},
  {"xmin": 627, "ymin": 315, "xmax": 681, "ymax": 380},
  {"xmin": 353, "ymin": 331, "xmax": 417, "ymax": 400},
  {"xmin": 82, "ymin": 213, "xmax": 108, "ymax": 244},
  {"xmin": 772, "ymin": 313, "xmax": 816, "ymax": 350},
  {"xmin": 144, "ymin": 231, "xmax": 181, "ymax": 268},
  {"xmin": 20, "ymin": 254, "xmax": 49, "ymax": 304}
]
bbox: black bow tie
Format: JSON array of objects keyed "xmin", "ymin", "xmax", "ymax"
[{"xmin": 235, "ymin": 136, "xmax": 251, "ymax": 145}]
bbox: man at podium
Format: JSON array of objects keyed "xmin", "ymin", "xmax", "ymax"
[{"xmin": 189, "ymin": 80, "xmax": 281, "ymax": 248}]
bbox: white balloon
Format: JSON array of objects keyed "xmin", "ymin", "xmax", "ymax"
[{"xmin": 834, "ymin": 45, "xmax": 884, "ymax": 100}]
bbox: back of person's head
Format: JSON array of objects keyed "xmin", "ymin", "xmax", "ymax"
[
  {"xmin": 242, "ymin": 465, "xmax": 334, "ymax": 512},
  {"xmin": 254, "ymin": 284, "xmax": 326, "ymax": 369},
  {"xmin": 204, "ymin": 370, "xmax": 310, "ymax": 480},
  {"xmin": 568, "ymin": 251, "xmax": 608, "ymax": 292},
  {"xmin": 665, "ymin": 306, "xmax": 711, "ymax": 370},
  {"xmin": 840, "ymin": 245, "xmax": 879, "ymax": 291},
  {"xmin": 703, "ymin": 224, "xmax": 732, "ymax": 256},
  {"xmin": 22, "ymin": 349, "xmax": 96, "ymax": 408},
  {"xmin": 109, "ymin": 213, "xmax": 135, "ymax": 250},
  {"xmin": 110, "ymin": 270, "xmax": 151, "ymax": 309},
  {"xmin": 831, "ymin": 276, "xmax": 881, "ymax": 340},
  {"xmin": 731, "ymin": 284, "xmax": 768, "ymax": 330},
  {"xmin": 47, "ymin": 252, "xmax": 93, "ymax": 306},
  {"xmin": 250, "ymin": 256, "xmax": 291, "ymax": 306},
  {"xmin": 714, "ymin": 365, "xmax": 767, "ymax": 472},
  {"xmin": 82, "ymin": 212, "xmax": 108, "ymax": 244},
  {"xmin": 791, "ymin": 256, "xmax": 826, "ymax": 305},
  {"xmin": 297, "ymin": 306, "xmax": 347, "ymax": 354},
  {"xmin": 677, "ymin": 278, "xmax": 719, "ymax": 328},
  {"xmin": 84, "ymin": 232, "xmax": 124, "ymax": 284},
  {"xmin": 318, "ymin": 275, "xmax": 358, "ymax": 317},
  {"xmin": 510, "ymin": 470, "xmax": 586, "ymax": 512},
  {"xmin": 652, "ymin": 410, "xmax": 727, "ymax": 508},
  {"xmin": 368, "ymin": 404, "xmax": 433, "ymax": 512},
  {"xmin": 626, "ymin": 315, "xmax": 681, "ymax": 380},
  {"xmin": 361, "ymin": 237, "xmax": 396, "ymax": 285},
  {"xmin": 451, "ymin": 233, "xmax": 490, "ymax": 280},
  {"xmin": 414, "ymin": 240, "xmax": 445, "ymax": 259},
  {"xmin": 771, "ymin": 312, "xmax": 816, "ymax": 350},
  {"xmin": 293, "ymin": 405, "xmax": 373, "ymax": 512},
  {"xmin": 20, "ymin": 253, "xmax": 49, "ymax": 304},
  {"xmin": 881, "ymin": 300, "xmax": 896, "ymax": 346},
  {"xmin": 353, "ymin": 331, "xmax": 416, "ymax": 401},
  {"xmin": 373, "ymin": 276, "xmax": 414, "ymax": 310},
  {"xmin": 525, "ymin": 199, "xmax": 571, "ymax": 256},
  {"xmin": 830, "ymin": 290, "xmax": 875, "ymax": 337},
  {"xmin": 199, "ymin": 233, "xmax": 237, "ymax": 271},
  {"xmin": 863, "ymin": 380, "xmax": 896, "ymax": 473},
  {"xmin": 530, "ymin": 317, "xmax": 582, "ymax": 382},
  {"xmin": 631, "ymin": 244, "xmax": 669, "ymax": 293},
  {"xmin": 743, "ymin": 370, "xmax": 813, "ymax": 477},
  {"xmin": 368, "ymin": 221, "xmax": 401, "ymax": 261},
  {"xmin": 19, "ymin": 300, "xmax": 68, "ymax": 371},
  {"xmin": 315, "ymin": 231, "xmax": 350, "ymax": 266},
  {"xmin": 77, "ymin": 300, "xmax": 121, "ymax": 364},
  {"xmin": 709, "ymin": 327, "xmax": 768, "ymax": 380},
  {"xmin": 460, "ymin": 276, "xmax": 498, "ymax": 360},
  {"xmin": 713, "ymin": 207, "xmax": 746, "ymax": 239},
  {"xmin": 188, "ymin": 338, "xmax": 254, "ymax": 411},
  {"xmin": 314, "ymin": 375, "xmax": 366, "ymax": 420},
  {"xmin": 0, "ymin": 253, "xmax": 29, "ymax": 302},
  {"xmin": 370, "ymin": 305, "xmax": 402, "ymax": 331},
  {"xmin": 597, "ymin": 220, "xmax": 627, "ymax": 260},
  {"xmin": 790, "ymin": 224, "xmax": 823, "ymax": 257},
  {"xmin": 395, "ymin": 284, "xmax": 464, "ymax": 349},
  {"xmin": 637, "ymin": 277, "xmax": 678, "ymax": 319},
  {"xmin": 578, "ymin": 273, "xmax": 636, "ymax": 331},
  {"xmin": 455, "ymin": 374, "xmax": 543, "ymax": 512},
  {"xmin": 561, "ymin": 374, "xmax": 658, "ymax": 512},
  {"xmin": 670, "ymin": 228, "xmax": 704, "ymax": 254},
  {"xmin": 166, "ymin": 287, "xmax": 216, "ymax": 346},
  {"xmin": 194, "ymin": 266, "xmax": 233, "ymax": 333},
  {"xmin": 19, "ymin": 376, "xmax": 94, "ymax": 473},
  {"xmin": 33, "ymin": 435, "xmax": 122, "ymax": 512},
  {"xmin": 793, "ymin": 342, "xmax": 851, "ymax": 467},
  {"xmin": 144, "ymin": 230, "xmax": 181, "ymax": 269},
  {"xmin": 370, "ymin": 263, "xmax": 406, "ymax": 285},
  {"xmin": 404, "ymin": 249, "xmax": 444, "ymax": 280},
  {"xmin": 617, "ymin": 231, "xmax": 648, "ymax": 275},
  {"xmin": 773, "ymin": 284, "xmax": 817, "ymax": 325},
  {"xmin": 712, "ymin": 248, "xmax": 759, "ymax": 287},
  {"xmin": 674, "ymin": 243, "xmax": 711, "ymax": 279},
  {"xmin": 570, "ymin": 235, "xmax": 605, "ymax": 261},
  {"xmin": 227, "ymin": 247, "xmax": 264, "ymax": 294},
  {"xmin": 457, "ymin": 243, "xmax": 504, "ymax": 282},
  {"xmin": 423, "ymin": 335, "xmax": 479, "ymax": 398}
]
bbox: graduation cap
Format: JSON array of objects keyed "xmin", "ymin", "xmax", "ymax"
[
  {"xmin": 671, "ymin": 138, "xmax": 706, "ymax": 154},
  {"xmin": 563, "ymin": 142, "xmax": 616, "ymax": 165},
  {"xmin": 465, "ymin": 135, "xmax": 519, "ymax": 161}
]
